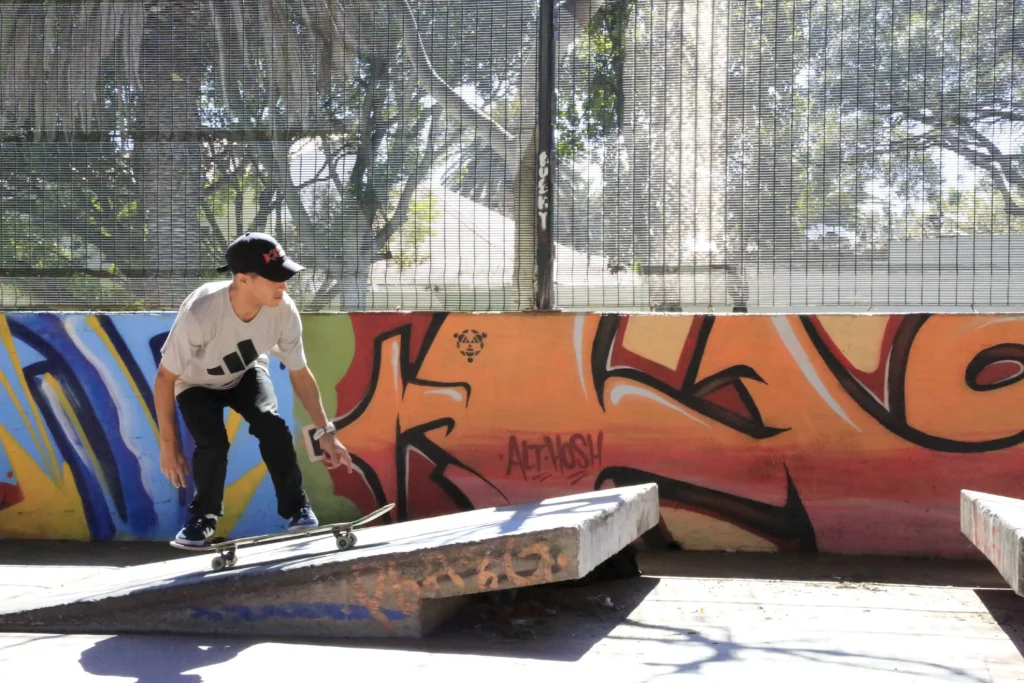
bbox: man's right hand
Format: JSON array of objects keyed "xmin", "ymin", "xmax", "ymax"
[
  {"xmin": 154, "ymin": 364, "xmax": 188, "ymax": 488},
  {"xmin": 160, "ymin": 441, "xmax": 190, "ymax": 489}
]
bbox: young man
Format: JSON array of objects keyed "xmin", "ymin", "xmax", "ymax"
[{"xmin": 154, "ymin": 231, "xmax": 352, "ymax": 547}]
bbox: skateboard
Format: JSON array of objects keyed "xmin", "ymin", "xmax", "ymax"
[{"xmin": 169, "ymin": 503, "xmax": 395, "ymax": 571}]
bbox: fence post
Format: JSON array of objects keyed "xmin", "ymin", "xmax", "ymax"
[{"xmin": 534, "ymin": 0, "xmax": 556, "ymax": 310}]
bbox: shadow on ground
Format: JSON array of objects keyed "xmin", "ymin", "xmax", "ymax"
[
  {"xmin": 422, "ymin": 576, "xmax": 663, "ymax": 660},
  {"xmin": 78, "ymin": 634, "xmax": 251, "ymax": 683},
  {"xmin": 639, "ymin": 549, "xmax": 1006, "ymax": 588},
  {"xmin": 3, "ymin": 540, "xmax": 181, "ymax": 567},
  {"xmin": 38, "ymin": 548, "xmax": 1017, "ymax": 680},
  {"xmin": 69, "ymin": 572, "xmax": 1008, "ymax": 680},
  {"xmin": 976, "ymin": 588, "xmax": 1024, "ymax": 658}
]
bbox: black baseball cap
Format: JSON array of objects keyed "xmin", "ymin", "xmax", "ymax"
[{"xmin": 215, "ymin": 232, "xmax": 304, "ymax": 282}]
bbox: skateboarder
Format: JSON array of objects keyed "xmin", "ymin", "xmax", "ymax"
[{"xmin": 153, "ymin": 231, "xmax": 353, "ymax": 547}]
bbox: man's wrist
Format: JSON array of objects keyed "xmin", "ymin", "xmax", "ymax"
[{"xmin": 313, "ymin": 422, "xmax": 337, "ymax": 441}]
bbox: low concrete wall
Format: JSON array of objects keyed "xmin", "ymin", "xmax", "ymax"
[{"xmin": 3, "ymin": 310, "xmax": 1024, "ymax": 557}]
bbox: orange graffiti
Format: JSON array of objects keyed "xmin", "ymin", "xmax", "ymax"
[{"xmin": 307, "ymin": 312, "xmax": 1024, "ymax": 558}]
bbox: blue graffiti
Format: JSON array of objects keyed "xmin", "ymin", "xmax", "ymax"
[
  {"xmin": 1, "ymin": 313, "xmax": 300, "ymax": 540},
  {"xmin": 8, "ymin": 314, "xmax": 160, "ymax": 537},
  {"xmin": 190, "ymin": 602, "xmax": 408, "ymax": 623}
]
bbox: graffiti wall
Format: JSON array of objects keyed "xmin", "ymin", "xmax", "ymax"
[{"xmin": 2, "ymin": 310, "xmax": 1023, "ymax": 557}]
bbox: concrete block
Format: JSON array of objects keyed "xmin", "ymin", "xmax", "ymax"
[
  {"xmin": 0, "ymin": 484, "xmax": 659, "ymax": 638},
  {"xmin": 961, "ymin": 489, "xmax": 1024, "ymax": 595}
]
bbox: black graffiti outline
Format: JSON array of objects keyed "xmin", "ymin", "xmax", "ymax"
[
  {"xmin": 591, "ymin": 315, "xmax": 788, "ymax": 439},
  {"xmin": 342, "ymin": 314, "xmax": 814, "ymax": 548},
  {"xmin": 398, "ymin": 417, "xmax": 510, "ymax": 520},
  {"xmin": 594, "ymin": 465, "xmax": 817, "ymax": 552},
  {"xmin": 799, "ymin": 314, "xmax": 1024, "ymax": 453},
  {"xmin": 324, "ymin": 314, "xmax": 507, "ymax": 521},
  {"xmin": 7, "ymin": 316, "xmax": 133, "ymax": 537},
  {"xmin": 329, "ymin": 315, "xmax": 470, "ymax": 427},
  {"xmin": 965, "ymin": 344, "xmax": 1024, "ymax": 392}
]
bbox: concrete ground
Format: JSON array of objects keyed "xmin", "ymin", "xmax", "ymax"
[{"xmin": 1, "ymin": 541, "xmax": 1023, "ymax": 682}]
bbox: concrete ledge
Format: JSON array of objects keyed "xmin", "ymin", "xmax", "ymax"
[
  {"xmin": 961, "ymin": 489, "xmax": 1024, "ymax": 595},
  {"xmin": 0, "ymin": 484, "xmax": 659, "ymax": 638}
]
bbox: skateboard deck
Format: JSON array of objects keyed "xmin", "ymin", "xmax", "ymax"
[{"xmin": 169, "ymin": 503, "xmax": 395, "ymax": 571}]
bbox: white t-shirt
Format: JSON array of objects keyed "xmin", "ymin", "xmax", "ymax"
[{"xmin": 159, "ymin": 280, "xmax": 307, "ymax": 396}]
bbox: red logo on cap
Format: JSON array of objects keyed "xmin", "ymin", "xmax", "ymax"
[{"xmin": 263, "ymin": 247, "xmax": 283, "ymax": 263}]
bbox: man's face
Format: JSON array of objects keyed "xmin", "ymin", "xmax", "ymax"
[{"xmin": 239, "ymin": 273, "xmax": 287, "ymax": 306}]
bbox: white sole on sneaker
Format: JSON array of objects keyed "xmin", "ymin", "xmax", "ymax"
[{"xmin": 173, "ymin": 537, "xmax": 209, "ymax": 547}]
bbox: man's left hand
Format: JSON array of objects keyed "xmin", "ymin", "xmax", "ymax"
[{"xmin": 319, "ymin": 433, "xmax": 354, "ymax": 473}]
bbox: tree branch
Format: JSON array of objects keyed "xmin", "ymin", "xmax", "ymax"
[
  {"xmin": 251, "ymin": 187, "xmax": 281, "ymax": 231},
  {"xmin": 976, "ymin": 108, "xmax": 1024, "ymax": 123},
  {"xmin": 266, "ymin": 140, "xmax": 322, "ymax": 249},
  {"xmin": 951, "ymin": 122, "xmax": 1024, "ymax": 216},
  {"xmin": 393, "ymin": 0, "xmax": 516, "ymax": 160},
  {"xmin": 325, "ymin": 140, "xmax": 349, "ymax": 198},
  {"xmin": 376, "ymin": 113, "xmax": 438, "ymax": 250},
  {"xmin": 874, "ymin": 104, "xmax": 1024, "ymax": 216},
  {"xmin": 207, "ymin": 1, "xmax": 234, "ymax": 120}
]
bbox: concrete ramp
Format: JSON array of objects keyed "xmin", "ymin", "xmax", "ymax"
[
  {"xmin": 0, "ymin": 484, "xmax": 659, "ymax": 638},
  {"xmin": 961, "ymin": 489, "xmax": 1024, "ymax": 595}
]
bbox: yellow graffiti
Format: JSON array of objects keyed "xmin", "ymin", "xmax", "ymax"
[
  {"xmin": 226, "ymin": 409, "xmax": 243, "ymax": 443},
  {"xmin": 622, "ymin": 314, "xmax": 695, "ymax": 369},
  {"xmin": 37, "ymin": 373, "xmax": 113, "ymax": 505},
  {"xmin": 218, "ymin": 408, "xmax": 264, "ymax": 535},
  {"xmin": 0, "ymin": 424, "xmax": 88, "ymax": 539},
  {"xmin": 220, "ymin": 462, "xmax": 267, "ymax": 536},
  {"xmin": 660, "ymin": 507, "xmax": 776, "ymax": 552},
  {"xmin": 0, "ymin": 315, "xmax": 59, "ymax": 480},
  {"xmin": 85, "ymin": 315, "xmax": 160, "ymax": 439}
]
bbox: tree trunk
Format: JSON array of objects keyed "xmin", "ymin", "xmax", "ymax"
[
  {"xmin": 132, "ymin": 2, "xmax": 206, "ymax": 308},
  {"xmin": 625, "ymin": 0, "xmax": 729, "ymax": 310}
]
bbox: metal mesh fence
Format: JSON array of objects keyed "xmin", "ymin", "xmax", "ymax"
[
  {"xmin": 2, "ymin": 0, "xmax": 1024, "ymax": 313},
  {"xmin": 0, "ymin": 0, "xmax": 535, "ymax": 312},
  {"xmin": 554, "ymin": 0, "xmax": 1024, "ymax": 312}
]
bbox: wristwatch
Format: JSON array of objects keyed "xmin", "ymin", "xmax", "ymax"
[{"xmin": 312, "ymin": 422, "xmax": 337, "ymax": 441}]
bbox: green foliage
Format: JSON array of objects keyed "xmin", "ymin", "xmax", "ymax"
[
  {"xmin": 390, "ymin": 190, "xmax": 440, "ymax": 268},
  {"xmin": 722, "ymin": 0, "xmax": 1024, "ymax": 245},
  {"xmin": 557, "ymin": 0, "xmax": 634, "ymax": 159}
]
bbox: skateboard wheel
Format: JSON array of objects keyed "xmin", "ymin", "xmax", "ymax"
[
  {"xmin": 211, "ymin": 555, "xmax": 226, "ymax": 571},
  {"xmin": 336, "ymin": 532, "xmax": 356, "ymax": 550},
  {"xmin": 224, "ymin": 552, "xmax": 238, "ymax": 568}
]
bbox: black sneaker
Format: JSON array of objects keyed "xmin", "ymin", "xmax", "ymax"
[
  {"xmin": 175, "ymin": 514, "xmax": 218, "ymax": 547},
  {"xmin": 288, "ymin": 505, "xmax": 319, "ymax": 531}
]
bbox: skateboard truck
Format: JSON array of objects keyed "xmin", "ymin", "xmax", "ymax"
[
  {"xmin": 333, "ymin": 529, "xmax": 357, "ymax": 551},
  {"xmin": 211, "ymin": 549, "xmax": 238, "ymax": 571},
  {"xmin": 207, "ymin": 529, "xmax": 355, "ymax": 570}
]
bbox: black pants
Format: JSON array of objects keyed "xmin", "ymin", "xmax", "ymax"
[{"xmin": 176, "ymin": 365, "xmax": 309, "ymax": 520}]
